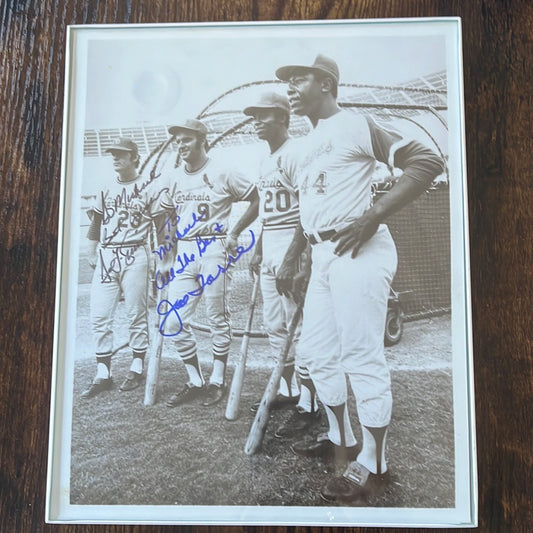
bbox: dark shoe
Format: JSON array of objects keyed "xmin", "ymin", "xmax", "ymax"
[
  {"xmin": 274, "ymin": 407, "xmax": 320, "ymax": 438},
  {"xmin": 250, "ymin": 393, "xmax": 300, "ymax": 413},
  {"xmin": 201, "ymin": 383, "xmax": 226, "ymax": 407},
  {"xmin": 80, "ymin": 377, "xmax": 113, "ymax": 398},
  {"xmin": 166, "ymin": 383, "xmax": 205, "ymax": 407},
  {"xmin": 291, "ymin": 433, "xmax": 359, "ymax": 465},
  {"xmin": 320, "ymin": 461, "xmax": 390, "ymax": 504},
  {"xmin": 119, "ymin": 371, "xmax": 143, "ymax": 392}
]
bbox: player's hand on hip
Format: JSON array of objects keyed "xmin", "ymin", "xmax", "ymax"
[
  {"xmin": 225, "ymin": 234, "xmax": 239, "ymax": 257},
  {"xmin": 249, "ymin": 251, "xmax": 262, "ymax": 279},
  {"xmin": 331, "ymin": 213, "xmax": 380, "ymax": 258}
]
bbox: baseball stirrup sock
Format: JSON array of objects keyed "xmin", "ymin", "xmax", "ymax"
[
  {"xmin": 279, "ymin": 363, "xmax": 298, "ymax": 397},
  {"xmin": 180, "ymin": 345, "xmax": 204, "ymax": 387},
  {"xmin": 211, "ymin": 343, "xmax": 230, "ymax": 385},
  {"xmin": 357, "ymin": 425, "xmax": 389, "ymax": 475},
  {"xmin": 298, "ymin": 379, "xmax": 318, "ymax": 413},
  {"xmin": 95, "ymin": 354, "xmax": 112, "ymax": 379},
  {"xmin": 324, "ymin": 403, "xmax": 357, "ymax": 448},
  {"xmin": 130, "ymin": 350, "xmax": 146, "ymax": 374}
]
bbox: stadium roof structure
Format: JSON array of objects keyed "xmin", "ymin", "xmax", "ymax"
[{"xmin": 84, "ymin": 70, "xmax": 447, "ymax": 157}]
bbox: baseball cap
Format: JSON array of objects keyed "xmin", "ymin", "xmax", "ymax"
[
  {"xmin": 105, "ymin": 137, "xmax": 139, "ymax": 154},
  {"xmin": 275, "ymin": 54, "xmax": 339, "ymax": 83},
  {"xmin": 243, "ymin": 92, "xmax": 290, "ymax": 116},
  {"xmin": 168, "ymin": 118, "xmax": 208, "ymax": 137}
]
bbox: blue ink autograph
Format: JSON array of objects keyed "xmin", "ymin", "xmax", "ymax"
[
  {"xmin": 154, "ymin": 224, "xmax": 225, "ymax": 288},
  {"xmin": 156, "ymin": 229, "xmax": 256, "ymax": 337},
  {"xmin": 152, "ymin": 207, "xmax": 208, "ymax": 260}
]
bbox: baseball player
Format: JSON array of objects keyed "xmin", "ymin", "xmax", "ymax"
[
  {"xmin": 82, "ymin": 137, "xmax": 169, "ymax": 398},
  {"xmin": 243, "ymin": 92, "xmax": 319, "ymax": 438},
  {"xmin": 158, "ymin": 119, "xmax": 259, "ymax": 408},
  {"xmin": 274, "ymin": 55, "xmax": 444, "ymax": 503}
]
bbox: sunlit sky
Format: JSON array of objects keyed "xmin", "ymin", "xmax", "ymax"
[{"xmin": 79, "ymin": 20, "xmax": 451, "ymax": 130}]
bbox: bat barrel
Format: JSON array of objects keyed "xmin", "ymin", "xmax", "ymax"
[
  {"xmin": 244, "ymin": 301, "xmax": 304, "ymax": 454},
  {"xmin": 144, "ymin": 287, "xmax": 168, "ymax": 406},
  {"xmin": 224, "ymin": 276, "xmax": 260, "ymax": 420}
]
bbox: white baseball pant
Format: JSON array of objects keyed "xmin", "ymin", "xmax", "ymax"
[
  {"xmin": 90, "ymin": 245, "xmax": 150, "ymax": 355},
  {"xmin": 162, "ymin": 238, "xmax": 232, "ymax": 356},
  {"xmin": 297, "ymin": 224, "xmax": 397, "ymax": 428}
]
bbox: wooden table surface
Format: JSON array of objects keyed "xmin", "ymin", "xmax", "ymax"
[{"xmin": 0, "ymin": 1, "xmax": 531, "ymax": 532}]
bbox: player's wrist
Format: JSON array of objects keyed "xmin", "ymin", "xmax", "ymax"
[{"xmin": 359, "ymin": 207, "xmax": 382, "ymax": 228}]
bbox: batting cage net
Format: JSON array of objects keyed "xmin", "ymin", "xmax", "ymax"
[{"xmin": 81, "ymin": 72, "xmax": 450, "ymax": 335}]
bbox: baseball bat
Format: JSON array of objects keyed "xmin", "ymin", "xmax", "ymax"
[
  {"xmin": 244, "ymin": 298, "xmax": 304, "ymax": 455},
  {"xmin": 144, "ymin": 286, "xmax": 169, "ymax": 406},
  {"xmin": 225, "ymin": 275, "xmax": 260, "ymax": 420}
]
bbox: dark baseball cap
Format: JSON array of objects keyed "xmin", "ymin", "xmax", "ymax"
[
  {"xmin": 243, "ymin": 92, "xmax": 290, "ymax": 116},
  {"xmin": 275, "ymin": 54, "xmax": 339, "ymax": 83},
  {"xmin": 168, "ymin": 119, "xmax": 208, "ymax": 137},
  {"xmin": 105, "ymin": 137, "xmax": 139, "ymax": 154}
]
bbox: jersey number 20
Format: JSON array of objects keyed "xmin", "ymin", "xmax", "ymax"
[{"xmin": 264, "ymin": 189, "xmax": 291, "ymax": 213}]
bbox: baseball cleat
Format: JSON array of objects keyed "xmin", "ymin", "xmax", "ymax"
[
  {"xmin": 291, "ymin": 433, "xmax": 359, "ymax": 465},
  {"xmin": 201, "ymin": 383, "xmax": 226, "ymax": 407},
  {"xmin": 80, "ymin": 377, "xmax": 113, "ymax": 399},
  {"xmin": 319, "ymin": 461, "xmax": 390, "ymax": 504},
  {"xmin": 250, "ymin": 393, "xmax": 300, "ymax": 413},
  {"xmin": 119, "ymin": 371, "xmax": 143, "ymax": 392},
  {"xmin": 166, "ymin": 383, "xmax": 205, "ymax": 407},
  {"xmin": 274, "ymin": 406, "xmax": 320, "ymax": 438}
]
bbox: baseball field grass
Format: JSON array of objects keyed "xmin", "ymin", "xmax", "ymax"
[{"xmin": 70, "ymin": 323, "xmax": 454, "ymax": 509}]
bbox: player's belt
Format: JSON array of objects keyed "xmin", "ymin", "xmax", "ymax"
[
  {"xmin": 178, "ymin": 234, "xmax": 227, "ymax": 241},
  {"xmin": 101, "ymin": 241, "xmax": 145, "ymax": 248},
  {"xmin": 305, "ymin": 229, "xmax": 336, "ymax": 245},
  {"xmin": 263, "ymin": 223, "xmax": 298, "ymax": 231}
]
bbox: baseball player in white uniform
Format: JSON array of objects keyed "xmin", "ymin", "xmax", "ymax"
[
  {"xmin": 274, "ymin": 55, "xmax": 444, "ymax": 503},
  {"xmin": 158, "ymin": 119, "xmax": 259, "ymax": 408},
  {"xmin": 243, "ymin": 92, "xmax": 320, "ymax": 438},
  {"xmin": 82, "ymin": 137, "xmax": 169, "ymax": 398}
]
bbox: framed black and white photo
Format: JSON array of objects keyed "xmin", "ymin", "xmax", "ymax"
[{"xmin": 46, "ymin": 18, "xmax": 476, "ymax": 527}]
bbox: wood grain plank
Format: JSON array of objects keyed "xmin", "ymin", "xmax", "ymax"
[{"xmin": 0, "ymin": 1, "xmax": 531, "ymax": 531}]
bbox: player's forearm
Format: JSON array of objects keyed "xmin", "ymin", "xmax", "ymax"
[
  {"xmin": 229, "ymin": 189, "xmax": 259, "ymax": 238},
  {"xmin": 367, "ymin": 142, "xmax": 445, "ymax": 225},
  {"xmin": 86, "ymin": 211, "xmax": 102, "ymax": 241},
  {"xmin": 86, "ymin": 238, "xmax": 99, "ymax": 268},
  {"xmin": 253, "ymin": 231, "xmax": 263, "ymax": 258},
  {"xmin": 365, "ymin": 176, "xmax": 430, "ymax": 226},
  {"xmin": 153, "ymin": 211, "xmax": 173, "ymax": 246},
  {"xmin": 283, "ymin": 222, "xmax": 307, "ymax": 263}
]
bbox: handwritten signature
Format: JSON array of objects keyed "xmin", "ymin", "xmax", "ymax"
[
  {"xmin": 100, "ymin": 170, "xmax": 168, "ymax": 247},
  {"xmin": 99, "ymin": 246, "xmax": 137, "ymax": 283},
  {"xmin": 102, "ymin": 170, "xmax": 162, "ymax": 225},
  {"xmin": 156, "ymin": 229, "xmax": 256, "ymax": 337}
]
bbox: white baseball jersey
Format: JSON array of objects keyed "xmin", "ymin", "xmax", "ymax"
[
  {"xmin": 92, "ymin": 174, "xmax": 168, "ymax": 246},
  {"xmin": 256, "ymin": 139, "xmax": 300, "ymax": 230},
  {"xmin": 287, "ymin": 110, "xmax": 403, "ymax": 233},
  {"xmin": 162, "ymin": 157, "xmax": 255, "ymax": 237}
]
